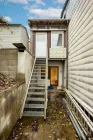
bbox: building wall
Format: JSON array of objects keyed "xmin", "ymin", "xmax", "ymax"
[
  {"xmin": 32, "ymin": 30, "xmax": 67, "ymax": 58},
  {"xmin": 0, "ymin": 82, "xmax": 25, "ymax": 140},
  {"xmin": 0, "ymin": 26, "xmax": 21, "ymax": 48},
  {"xmin": 24, "ymin": 51, "xmax": 34, "ymax": 87},
  {"xmin": 49, "ymin": 47, "xmax": 66, "ymax": 59},
  {"xmin": 0, "ymin": 48, "xmax": 34, "ymax": 88},
  {"xmin": 0, "ymin": 25, "xmax": 29, "ymax": 49},
  {"xmin": 67, "ymin": 0, "xmax": 93, "ymax": 112},
  {"xmin": 0, "ymin": 49, "xmax": 18, "ymax": 79},
  {"xmin": 62, "ymin": 0, "xmax": 80, "ymax": 19},
  {"xmin": 17, "ymin": 50, "xmax": 34, "ymax": 87},
  {"xmin": 21, "ymin": 26, "xmax": 29, "ymax": 49}
]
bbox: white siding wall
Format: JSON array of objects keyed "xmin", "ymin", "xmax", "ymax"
[
  {"xmin": 63, "ymin": 0, "xmax": 80, "ymax": 19},
  {"xmin": 0, "ymin": 25, "xmax": 28, "ymax": 49},
  {"xmin": 0, "ymin": 26, "xmax": 21, "ymax": 48},
  {"xmin": 21, "ymin": 26, "xmax": 29, "ymax": 49},
  {"xmin": 68, "ymin": 0, "xmax": 93, "ymax": 112}
]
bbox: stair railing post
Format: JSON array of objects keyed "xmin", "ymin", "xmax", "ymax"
[
  {"xmin": 20, "ymin": 57, "xmax": 36, "ymax": 118},
  {"xmin": 46, "ymin": 53, "xmax": 48, "ymax": 109},
  {"xmin": 44, "ymin": 43, "xmax": 48, "ymax": 119}
]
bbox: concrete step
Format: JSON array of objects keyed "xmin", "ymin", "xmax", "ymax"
[
  {"xmin": 32, "ymin": 72, "xmax": 46, "ymax": 74},
  {"xmin": 30, "ymin": 83, "xmax": 45, "ymax": 85},
  {"xmin": 23, "ymin": 111, "xmax": 44, "ymax": 117},
  {"xmin": 29, "ymin": 87, "xmax": 45, "ymax": 89},
  {"xmin": 34, "ymin": 66, "xmax": 46, "ymax": 67},
  {"xmin": 31, "ymin": 79, "xmax": 45, "ymax": 81},
  {"xmin": 32, "ymin": 75, "xmax": 45, "ymax": 77},
  {"xmin": 34, "ymin": 68, "xmax": 46, "ymax": 69},
  {"xmin": 33, "ymin": 70, "xmax": 46, "ymax": 72},
  {"xmin": 36, "ymin": 63, "xmax": 46, "ymax": 64},
  {"xmin": 35, "ymin": 64, "xmax": 46, "ymax": 66},
  {"xmin": 28, "ymin": 92, "xmax": 44, "ymax": 96},
  {"xmin": 26, "ymin": 97, "xmax": 45, "ymax": 102},
  {"xmin": 25, "ymin": 104, "xmax": 44, "ymax": 109},
  {"xmin": 36, "ymin": 58, "xmax": 46, "ymax": 60}
]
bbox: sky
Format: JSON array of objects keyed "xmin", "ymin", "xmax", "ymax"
[{"xmin": 0, "ymin": 0, "xmax": 65, "ymax": 33}]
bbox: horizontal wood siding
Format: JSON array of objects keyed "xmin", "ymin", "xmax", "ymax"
[
  {"xmin": 0, "ymin": 26, "xmax": 21, "ymax": 48},
  {"xmin": 63, "ymin": 0, "xmax": 80, "ymax": 19},
  {"xmin": 0, "ymin": 26, "xmax": 28, "ymax": 49},
  {"xmin": 68, "ymin": 0, "xmax": 93, "ymax": 111}
]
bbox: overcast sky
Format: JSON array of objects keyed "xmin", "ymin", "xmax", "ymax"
[{"xmin": 0, "ymin": 0, "xmax": 65, "ymax": 32}]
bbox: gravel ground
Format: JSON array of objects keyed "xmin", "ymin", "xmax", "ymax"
[{"xmin": 8, "ymin": 91, "xmax": 79, "ymax": 140}]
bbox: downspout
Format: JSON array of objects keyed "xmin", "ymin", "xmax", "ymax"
[
  {"xmin": 66, "ymin": 28, "xmax": 68, "ymax": 89},
  {"xmin": 62, "ymin": 60, "xmax": 64, "ymax": 86}
]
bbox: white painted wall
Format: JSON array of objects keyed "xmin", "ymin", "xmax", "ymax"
[
  {"xmin": 21, "ymin": 26, "xmax": 29, "ymax": 49},
  {"xmin": 17, "ymin": 51, "xmax": 34, "ymax": 87},
  {"xmin": 0, "ymin": 25, "xmax": 29, "ymax": 49},
  {"xmin": 48, "ymin": 61, "xmax": 63, "ymax": 87},
  {"xmin": 66, "ymin": 0, "xmax": 93, "ymax": 113}
]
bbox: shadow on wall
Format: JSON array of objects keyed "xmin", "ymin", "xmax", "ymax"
[
  {"xmin": 0, "ymin": 82, "xmax": 25, "ymax": 140},
  {"xmin": 0, "ymin": 48, "xmax": 34, "ymax": 139}
]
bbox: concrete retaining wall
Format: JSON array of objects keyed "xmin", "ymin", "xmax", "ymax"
[
  {"xmin": 0, "ymin": 82, "xmax": 26, "ymax": 140},
  {"xmin": 0, "ymin": 49, "xmax": 34, "ymax": 87},
  {"xmin": 17, "ymin": 50, "xmax": 34, "ymax": 87},
  {"xmin": 0, "ymin": 49, "xmax": 18, "ymax": 79}
]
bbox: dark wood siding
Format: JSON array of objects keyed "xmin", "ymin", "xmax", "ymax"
[
  {"xmin": 64, "ymin": 30, "xmax": 68, "ymax": 48},
  {"xmin": 32, "ymin": 32, "xmax": 36, "ymax": 56},
  {"xmin": 47, "ymin": 31, "xmax": 51, "ymax": 58}
]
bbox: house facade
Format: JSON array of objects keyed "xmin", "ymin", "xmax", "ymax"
[
  {"xmin": 22, "ymin": 19, "xmax": 69, "ymax": 119},
  {"xmin": 61, "ymin": 0, "xmax": 93, "ymax": 138},
  {"xmin": 29, "ymin": 19, "xmax": 69, "ymax": 88},
  {"xmin": 0, "ymin": 22, "xmax": 34, "ymax": 86},
  {"xmin": 0, "ymin": 24, "xmax": 29, "ymax": 49}
]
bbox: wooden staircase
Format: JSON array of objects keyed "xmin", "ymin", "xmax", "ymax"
[{"xmin": 22, "ymin": 58, "xmax": 48, "ymax": 119}]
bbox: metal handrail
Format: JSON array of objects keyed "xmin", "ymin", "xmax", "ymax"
[
  {"xmin": 20, "ymin": 57, "xmax": 36, "ymax": 117},
  {"xmin": 65, "ymin": 90, "xmax": 93, "ymax": 138}
]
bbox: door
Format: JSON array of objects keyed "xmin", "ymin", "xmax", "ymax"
[
  {"xmin": 49, "ymin": 67, "xmax": 58, "ymax": 86},
  {"xmin": 36, "ymin": 33, "xmax": 47, "ymax": 58}
]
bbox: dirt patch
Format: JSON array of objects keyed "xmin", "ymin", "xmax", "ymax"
[
  {"xmin": 0, "ymin": 73, "xmax": 16, "ymax": 91},
  {"xmin": 8, "ymin": 90, "xmax": 79, "ymax": 140}
]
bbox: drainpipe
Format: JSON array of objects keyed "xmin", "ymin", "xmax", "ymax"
[
  {"xmin": 64, "ymin": 29, "xmax": 68, "ymax": 89},
  {"xmin": 62, "ymin": 60, "xmax": 64, "ymax": 86},
  {"xmin": 66, "ymin": 28, "xmax": 68, "ymax": 89}
]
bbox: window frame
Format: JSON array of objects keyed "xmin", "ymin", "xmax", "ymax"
[{"xmin": 51, "ymin": 31, "xmax": 64, "ymax": 48}]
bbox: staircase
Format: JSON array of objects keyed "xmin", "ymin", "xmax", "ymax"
[{"xmin": 22, "ymin": 58, "xmax": 48, "ymax": 119}]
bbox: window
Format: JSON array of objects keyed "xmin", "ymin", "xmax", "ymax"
[
  {"xmin": 37, "ymin": 34, "xmax": 46, "ymax": 42},
  {"xmin": 51, "ymin": 32, "xmax": 63, "ymax": 47}
]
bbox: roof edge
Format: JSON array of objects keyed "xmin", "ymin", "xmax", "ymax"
[
  {"xmin": 28, "ymin": 19, "xmax": 69, "ymax": 27},
  {"xmin": 61, "ymin": 0, "xmax": 70, "ymax": 18}
]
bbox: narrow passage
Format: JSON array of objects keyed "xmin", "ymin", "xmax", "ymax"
[{"xmin": 9, "ymin": 90, "xmax": 79, "ymax": 140}]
